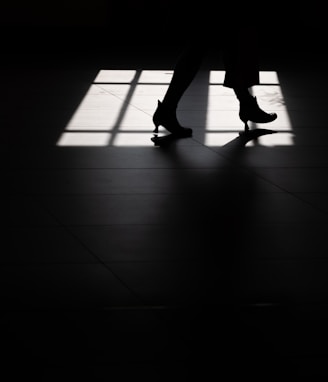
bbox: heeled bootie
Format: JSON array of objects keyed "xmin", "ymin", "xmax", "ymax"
[
  {"xmin": 152, "ymin": 100, "xmax": 193, "ymax": 137},
  {"xmin": 239, "ymin": 96, "xmax": 277, "ymax": 130}
]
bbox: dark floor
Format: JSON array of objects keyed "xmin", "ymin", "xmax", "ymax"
[{"xmin": 3, "ymin": 32, "xmax": 328, "ymax": 380}]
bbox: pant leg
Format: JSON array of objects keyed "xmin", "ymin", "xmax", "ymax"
[{"xmin": 222, "ymin": 25, "xmax": 260, "ymax": 89}]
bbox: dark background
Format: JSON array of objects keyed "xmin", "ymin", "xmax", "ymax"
[
  {"xmin": 1, "ymin": 1, "xmax": 327, "ymax": 56},
  {"xmin": 2, "ymin": 2, "xmax": 328, "ymax": 380}
]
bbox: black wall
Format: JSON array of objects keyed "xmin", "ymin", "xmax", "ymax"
[{"xmin": 1, "ymin": 1, "xmax": 327, "ymax": 56}]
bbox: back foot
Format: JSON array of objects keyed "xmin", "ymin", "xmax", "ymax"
[
  {"xmin": 239, "ymin": 96, "xmax": 277, "ymax": 128},
  {"xmin": 152, "ymin": 100, "xmax": 193, "ymax": 137}
]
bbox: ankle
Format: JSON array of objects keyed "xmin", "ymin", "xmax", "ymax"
[
  {"xmin": 233, "ymin": 87, "xmax": 253, "ymax": 103},
  {"xmin": 160, "ymin": 100, "xmax": 177, "ymax": 112}
]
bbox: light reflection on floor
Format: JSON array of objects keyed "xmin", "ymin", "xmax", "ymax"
[{"xmin": 56, "ymin": 70, "xmax": 293, "ymax": 147}]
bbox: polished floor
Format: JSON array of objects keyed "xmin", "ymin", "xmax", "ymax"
[{"xmin": 3, "ymin": 38, "xmax": 328, "ymax": 379}]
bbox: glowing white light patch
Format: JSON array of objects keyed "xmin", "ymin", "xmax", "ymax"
[
  {"xmin": 94, "ymin": 70, "xmax": 137, "ymax": 83},
  {"xmin": 205, "ymin": 132, "xmax": 294, "ymax": 147},
  {"xmin": 209, "ymin": 71, "xmax": 227, "ymax": 84},
  {"xmin": 56, "ymin": 70, "xmax": 293, "ymax": 147},
  {"xmin": 246, "ymin": 132, "xmax": 295, "ymax": 147},
  {"xmin": 138, "ymin": 70, "xmax": 174, "ymax": 83},
  {"xmin": 112, "ymin": 133, "xmax": 156, "ymax": 146},
  {"xmin": 205, "ymin": 133, "xmax": 242, "ymax": 146},
  {"xmin": 259, "ymin": 71, "xmax": 280, "ymax": 84},
  {"xmin": 65, "ymin": 109, "xmax": 122, "ymax": 130},
  {"xmin": 57, "ymin": 132, "xmax": 111, "ymax": 146}
]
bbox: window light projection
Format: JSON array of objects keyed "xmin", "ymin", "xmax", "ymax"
[{"xmin": 56, "ymin": 70, "xmax": 293, "ymax": 147}]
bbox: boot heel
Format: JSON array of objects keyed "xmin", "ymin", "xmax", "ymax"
[
  {"xmin": 153, "ymin": 123, "xmax": 159, "ymax": 134},
  {"xmin": 152, "ymin": 100, "xmax": 192, "ymax": 137}
]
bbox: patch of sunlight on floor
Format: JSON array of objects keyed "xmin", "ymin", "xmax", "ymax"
[
  {"xmin": 94, "ymin": 70, "xmax": 138, "ymax": 83},
  {"xmin": 56, "ymin": 70, "xmax": 293, "ymax": 147},
  {"xmin": 204, "ymin": 132, "xmax": 295, "ymax": 146},
  {"xmin": 247, "ymin": 132, "xmax": 295, "ymax": 146},
  {"xmin": 112, "ymin": 133, "xmax": 157, "ymax": 146},
  {"xmin": 57, "ymin": 132, "xmax": 111, "ymax": 146}
]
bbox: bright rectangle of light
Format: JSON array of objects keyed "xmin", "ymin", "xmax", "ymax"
[
  {"xmin": 94, "ymin": 70, "xmax": 137, "ymax": 83},
  {"xmin": 57, "ymin": 70, "xmax": 292, "ymax": 147},
  {"xmin": 205, "ymin": 132, "xmax": 295, "ymax": 146},
  {"xmin": 112, "ymin": 133, "xmax": 156, "ymax": 146},
  {"xmin": 57, "ymin": 132, "xmax": 111, "ymax": 146}
]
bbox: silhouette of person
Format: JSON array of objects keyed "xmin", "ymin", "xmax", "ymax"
[{"xmin": 152, "ymin": 3, "xmax": 277, "ymax": 137}]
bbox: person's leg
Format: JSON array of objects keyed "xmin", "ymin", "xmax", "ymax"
[
  {"xmin": 223, "ymin": 26, "xmax": 277, "ymax": 130},
  {"xmin": 222, "ymin": 27, "xmax": 260, "ymax": 90},
  {"xmin": 161, "ymin": 43, "xmax": 205, "ymax": 109},
  {"xmin": 153, "ymin": 39, "xmax": 206, "ymax": 136}
]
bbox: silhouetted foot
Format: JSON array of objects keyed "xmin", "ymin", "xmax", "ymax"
[
  {"xmin": 152, "ymin": 100, "xmax": 193, "ymax": 137},
  {"xmin": 239, "ymin": 96, "xmax": 277, "ymax": 131},
  {"xmin": 151, "ymin": 133, "xmax": 179, "ymax": 146}
]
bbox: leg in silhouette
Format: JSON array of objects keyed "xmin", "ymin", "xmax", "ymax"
[
  {"xmin": 152, "ymin": 41, "xmax": 206, "ymax": 137},
  {"xmin": 152, "ymin": 6, "xmax": 277, "ymax": 140},
  {"xmin": 223, "ymin": 26, "xmax": 277, "ymax": 131},
  {"xmin": 234, "ymin": 87, "xmax": 277, "ymax": 131}
]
